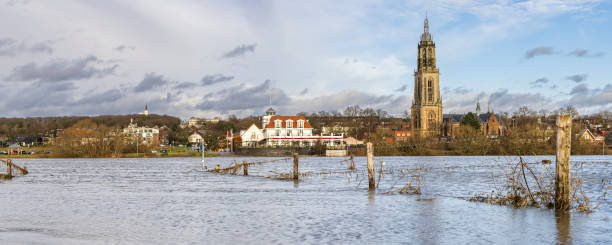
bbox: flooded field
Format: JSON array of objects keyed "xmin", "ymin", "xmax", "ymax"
[{"xmin": 1, "ymin": 156, "xmax": 610, "ymax": 244}]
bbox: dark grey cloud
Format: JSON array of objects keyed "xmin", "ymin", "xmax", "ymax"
[
  {"xmin": 6, "ymin": 83, "xmax": 74, "ymax": 110},
  {"xmin": 134, "ymin": 73, "xmax": 168, "ymax": 92},
  {"xmin": 174, "ymin": 82, "xmax": 197, "ymax": 89},
  {"xmin": 488, "ymin": 89, "xmax": 549, "ymax": 111},
  {"xmin": 568, "ymin": 84, "xmax": 612, "ymax": 107},
  {"xmin": 28, "ymin": 40, "xmax": 53, "ymax": 54},
  {"xmin": 570, "ymin": 84, "xmax": 588, "ymax": 95},
  {"xmin": 566, "ymin": 74, "xmax": 587, "ymax": 83},
  {"xmin": 6, "ymin": 55, "xmax": 118, "ymax": 82},
  {"xmin": 221, "ymin": 43, "xmax": 257, "ymax": 59},
  {"xmin": 0, "ymin": 38, "xmax": 53, "ymax": 56},
  {"xmin": 524, "ymin": 46, "xmax": 554, "ymax": 59},
  {"xmin": 531, "ymin": 78, "xmax": 548, "ymax": 85},
  {"xmin": 197, "ymin": 80, "xmax": 289, "ymax": 112},
  {"xmin": 75, "ymin": 88, "xmax": 122, "ymax": 104},
  {"xmin": 299, "ymin": 88, "xmax": 310, "ymax": 95},
  {"xmin": 286, "ymin": 90, "xmax": 398, "ymax": 114},
  {"xmin": 395, "ymin": 84, "xmax": 407, "ymax": 92},
  {"xmin": 201, "ymin": 73, "xmax": 234, "ymax": 86},
  {"xmin": 567, "ymin": 49, "xmax": 605, "ymax": 58},
  {"xmin": 114, "ymin": 45, "xmax": 135, "ymax": 52},
  {"xmin": 530, "ymin": 77, "xmax": 549, "ymax": 88}
]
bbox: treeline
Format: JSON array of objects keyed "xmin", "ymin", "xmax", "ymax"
[
  {"xmin": 52, "ymin": 119, "xmax": 157, "ymax": 158},
  {"xmin": 350, "ymin": 127, "xmax": 604, "ymax": 156},
  {"xmin": 0, "ymin": 114, "xmax": 181, "ymax": 138}
]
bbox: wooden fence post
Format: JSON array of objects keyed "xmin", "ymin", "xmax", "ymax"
[
  {"xmin": 555, "ymin": 115, "xmax": 571, "ymax": 211},
  {"xmin": 293, "ymin": 153, "xmax": 299, "ymax": 180},
  {"xmin": 243, "ymin": 160, "xmax": 248, "ymax": 176},
  {"xmin": 6, "ymin": 160, "xmax": 11, "ymax": 176},
  {"xmin": 367, "ymin": 142, "xmax": 375, "ymax": 190},
  {"xmin": 349, "ymin": 154, "xmax": 355, "ymax": 170}
]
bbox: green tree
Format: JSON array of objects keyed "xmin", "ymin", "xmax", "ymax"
[{"xmin": 460, "ymin": 112, "xmax": 481, "ymax": 130}]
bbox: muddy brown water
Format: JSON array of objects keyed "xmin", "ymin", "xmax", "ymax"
[{"xmin": 0, "ymin": 156, "xmax": 610, "ymax": 244}]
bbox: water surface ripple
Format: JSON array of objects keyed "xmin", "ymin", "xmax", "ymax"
[{"xmin": 0, "ymin": 156, "xmax": 610, "ymax": 244}]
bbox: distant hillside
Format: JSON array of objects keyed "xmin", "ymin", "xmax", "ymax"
[{"xmin": 0, "ymin": 114, "xmax": 181, "ymax": 138}]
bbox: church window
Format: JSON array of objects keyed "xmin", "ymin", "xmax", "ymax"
[
  {"xmin": 428, "ymin": 112, "xmax": 436, "ymax": 129},
  {"xmin": 417, "ymin": 77, "xmax": 422, "ymax": 101},
  {"xmin": 427, "ymin": 80, "xmax": 433, "ymax": 102}
]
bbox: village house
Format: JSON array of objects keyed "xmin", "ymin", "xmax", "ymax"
[
  {"xmin": 239, "ymin": 124, "xmax": 265, "ymax": 147},
  {"xmin": 188, "ymin": 131, "xmax": 204, "ymax": 145},
  {"xmin": 122, "ymin": 119, "xmax": 159, "ymax": 144},
  {"xmin": 186, "ymin": 117, "xmax": 221, "ymax": 127},
  {"xmin": 576, "ymin": 129, "xmax": 596, "ymax": 143},
  {"xmin": 239, "ymin": 108, "xmax": 344, "ymax": 147},
  {"xmin": 393, "ymin": 130, "xmax": 413, "ymax": 142},
  {"xmin": 344, "ymin": 137, "xmax": 364, "ymax": 146}
]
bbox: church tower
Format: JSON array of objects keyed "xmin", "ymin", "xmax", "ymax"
[{"xmin": 411, "ymin": 17, "xmax": 443, "ymax": 137}]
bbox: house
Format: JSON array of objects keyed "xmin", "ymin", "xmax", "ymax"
[
  {"xmin": 576, "ymin": 129, "xmax": 596, "ymax": 143},
  {"xmin": 344, "ymin": 137, "xmax": 364, "ymax": 145},
  {"xmin": 239, "ymin": 108, "xmax": 344, "ymax": 147},
  {"xmin": 188, "ymin": 131, "xmax": 204, "ymax": 145},
  {"xmin": 122, "ymin": 118, "xmax": 159, "ymax": 144},
  {"xmin": 187, "ymin": 117, "xmax": 202, "ymax": 127},
  {"xmin": 393, "ymin": 130, "xmax": 413, "ymax": 142},
  {"xmin": 158, "ymin": 126, "xmax": 170, "ymax": 145},
  {"xmin": 186, "ymin": 117, "xmax": 221, "ymax": 127},
  {"xmin": 239, "ymin": 124, "xmax": 265, "ymax": 147},
  {"xmin": 263, "ymin": 115, "xmax": 344, "ymax": 147},
  {"xmin": 321, "ymin": 125, "xmax": 354, "ymax": 135}
]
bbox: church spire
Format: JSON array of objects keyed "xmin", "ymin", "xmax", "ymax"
[{"xmin": 420, "ymin": 16, "xmax": 432, "ymax": 42}]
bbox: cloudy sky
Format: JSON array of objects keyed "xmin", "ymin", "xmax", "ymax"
[{"xmin": 0, "ymin": 0, "xmax": 610, "ymax": 119}]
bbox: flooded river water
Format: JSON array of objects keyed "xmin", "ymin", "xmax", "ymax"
[{"xmin": 1, "ymin": 155, "xmax": 610, "ymax": 244}]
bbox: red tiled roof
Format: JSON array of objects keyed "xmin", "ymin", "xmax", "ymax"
[{"xmin": 264, "ymin": 116, "xmax": 312, "ymax": 129}]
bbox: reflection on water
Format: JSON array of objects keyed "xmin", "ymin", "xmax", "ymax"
[
  {"xmin": 0, "ymin": 156, "xmax": 610, "ymax": 244},
  {"xmin": 556, "ymin": 210, "xmax": 572, "ymax": 245}
]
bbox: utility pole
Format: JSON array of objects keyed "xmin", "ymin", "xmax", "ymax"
[
  {"xmin": 201, "ymin": 142, "xmax": 206, "ymax": 170},
  {"xmin": 136, "ymin": 134, "xmax": 139, "ymax": 158}
]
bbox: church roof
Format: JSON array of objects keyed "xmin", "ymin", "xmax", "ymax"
[
  {"xmin": 264, "ymin": 116, "xmax": 312, "ymax": 129},
  {"xmin": 443, "ymin": 113, "xmax": 505, "ymax": 126}
]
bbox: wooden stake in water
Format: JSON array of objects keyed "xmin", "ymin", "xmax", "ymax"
[
  {"xmin": 367, "ymin": 142, "xmax": 375, "ymax": 190},
  {"xmin": 349, "ymin": 154, "xmax": 355, "ymax": 170},
  {"xmin": 243, "ymin": 160, "xmax": 248, "ymax": 176},
  {"xmin": 555, "ymin": 115, "xmax": 571, "ymax": 211},
  {"xmin": 293, "ymin": 153, "xmax": 299, "ymax": 180},
  {"xmin": 7, "ymin": 160, "xmax": 12, "ymax": 177}
]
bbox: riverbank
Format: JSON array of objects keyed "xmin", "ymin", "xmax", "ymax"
[{"xmin": 0, "ymin": 146, "xmax": 222, "ymax": 158}]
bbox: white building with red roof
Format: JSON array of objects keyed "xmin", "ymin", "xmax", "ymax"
[
  {"xmin": 239, "ymin": 108, "xmax": 344, "ymax": 147},
  {"xmin": 239, "ymin": 124, "xmax": 265, "ymax": 147},
  {"xmin": 263, "ymin": 115, "xmax": 343, "ymax": 147}
]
